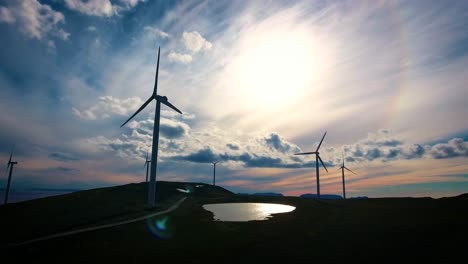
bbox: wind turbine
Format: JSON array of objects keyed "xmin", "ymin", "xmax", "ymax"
[
  {"xmin": 338, "ymin": 153, "xmax": 356, "ymax": 199},
  {"xmin": 212, "ymin": 161, "xmax": 219, "ymax": 186},
  {"xmin": 121, "ymin": 47, "xmax": 182, "ymax": 209},
  {"xmin": 3, "ymin": 145, "xmax": 18, "ymax": 205},
  {"xmin": 144, "ymin": 151, "xmax": 151, "ymax": 183},
  {"xmin": 295, "ymin": 131, "xmax": 328, "ymax": 199}
]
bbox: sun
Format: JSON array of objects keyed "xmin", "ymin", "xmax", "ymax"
[{"xmin": 226, "ymin": 27, "xmax": 331, "ymax": 110}]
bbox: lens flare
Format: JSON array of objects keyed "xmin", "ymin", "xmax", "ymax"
[{"xmin": 147, "ymin": 216, "xmax": 172, "ymax": 239}]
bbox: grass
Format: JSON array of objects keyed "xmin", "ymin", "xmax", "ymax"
[{"xmin": 1, "ymin": 181, "xmax": 467, "ymax": 262}]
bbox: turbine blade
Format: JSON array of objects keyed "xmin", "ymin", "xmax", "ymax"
[
  {"xmin": 345, "ymin": 167, "xmax": 357, "ymax": 175},
  {"xmin": 342, "ymin": 152, "xmax": 345, "ymax": 167},
  {"xmin": 318, "ymin": 155, "xmax": 328, "ymax": 173},
  {"xmin": 316, "ymin": 131, "xmax": 327, "ymax": 152},
  {"xmin": 8, "ymin": 144, "xmax": 14, "ymax": 165},
  {"xmin": 294, "ymin": 152, "xmax": 317, "ymax": 155},
  {"xmin": 155, "ymin": 96, "xmax": 182, "ymax": 114},
  {"xmin": 153, "ymin": 46, "xmax": 160, "ymax": 96},
  {"xmin": 120, "ymin": 96, "xmax": 154, "ymax": 127}
]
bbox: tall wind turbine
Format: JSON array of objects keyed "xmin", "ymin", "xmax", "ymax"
[
  {"xmin": 295, "ymin": 131, "xmax": 328, "ymax": 199},
  {"xmin": 3, "ymin": 145, "xmax": 18, "ymax": 205},
  {"xmin": 121, "ymin": 47, "xmax": 182, "ymax": 208},
  {"xmin": 144, "ymin": 151, "xmax": 151, "ymax": 183},
  {"xmin": 338, "ymin": 153, "xmax": 356, "ymax": 199},
  {"xmin": 212, "ymin": 161, "xmax": 219, "ymax": 186}
]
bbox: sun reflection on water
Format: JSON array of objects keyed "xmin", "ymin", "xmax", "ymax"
[{"xmin": 203, "ymin": 203, "xmax": 296, "ymax": 222}]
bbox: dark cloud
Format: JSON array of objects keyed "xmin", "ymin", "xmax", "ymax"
[
  {"xmin": 170, "ymin": 148, "xmax": 330, "ymax": 169},
  {"xmin": 429, "ymin": 138, "xmax": 468, "ymax": 159},
  {"xmin": 364, "ymin": 148, "xmax": 381, "ymax": 160},
  {"xmin": 171, "ymin": 148, "xmax": 218, "ymax": 163},
  {"xmin": 226, "ymin": 143, "xmax": 240, "ymax": 150},
  {"xmin": 401, "ymin": 144, "xmax": 425, "ymax": 159},
  {"xmin": 264, "ymin": 133, "xmax": 300, "ymax": 153},
  {"xmin": 160, "ymin": 122, "xmax": 188, "ymax": 139},
  {"xmin": 54, "ymin": 167, "xmax": 80, "ymax": 173},
  {"xmin": 49, "ymin": 152, "xmax": 80, "ymax": 162}
]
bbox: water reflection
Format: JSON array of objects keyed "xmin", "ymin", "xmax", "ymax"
[{"xmin": 203, "ymin": 203, "xmax": 295, "ymax": 222}]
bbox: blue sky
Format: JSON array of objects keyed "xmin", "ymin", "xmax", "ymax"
[{"xmin": 0, "ymin": 0, "xmax": 467, "ymax": 198}]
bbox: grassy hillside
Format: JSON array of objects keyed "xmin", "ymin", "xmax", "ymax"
[{"xmin": 1, "ymin": 181, "xmax": 467, "ymax": 262}]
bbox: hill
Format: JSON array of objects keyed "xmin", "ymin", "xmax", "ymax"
[{"xmin": 1, "ymin": 181, "xmax": 467, "ymax": 262}]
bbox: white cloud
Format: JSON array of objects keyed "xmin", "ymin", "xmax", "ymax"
[
  {"xmin": 73, "ymin": 96, "xmax": 144, "ymax": 120},
  {"xmin": 0, "ymin": 6, "xmax": 15, "ymax": 23},
  {"xmin": 0, "ymin": 0, "xmax": 68, "ymax": 41},
  {"xmin": 64, "ymin": 0, "xmax": 113, "ymax": 17},
  {"xmin": 144, "ymin": 26, "xmax": 170, "ymax": 39},
  {"xmin": 119, "ymin": 0, "xmax": 145, "ymax": 8},
  {"xmin": 182, "ymin": 31, "xmax": 212, "ymax": 53},
  {"xmin": 47, "ymin": 40, "xmax": 56, "ymax": 50},
  {"xmin": 56, "ymin": 28, "xmax": 70, "ymax": 40},
  {"xmin": 86, "ymin": 26, "xmax": 97, "ymax": 32},
  {"xmin": 167, "ymin": 52, "xmax": 192, "ymax": 64},
  {"xmin": 64, "ymin": 0, "xmax": 146, "ymax": 16}
]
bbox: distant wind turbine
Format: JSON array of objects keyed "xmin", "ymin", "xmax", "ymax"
[
  {"xmin": 338, "ymin": 153, "xmax": 356, "ymax": 199},
  {"xmin": 144, "ymin": 151, "xmax": 151, "ymax": 183},
  {"xmin": 212, "ymin": 161, "xmax": 219, "ymax": 186},
  {"xmin": 295, "ymin": 131, "xmax": 328, "ymax": 199},
  {"xmin": 3, "ymin": 145, "xmax": 18, "ymax": 205},
  {"xmin": 121, "ymin": 47, "xmax": 182, "ymax": 209}
]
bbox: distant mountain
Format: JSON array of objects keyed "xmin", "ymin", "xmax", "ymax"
[
  {"xmin": 252, "ymin": 192, "xmax": 284, "ymax": 197},
  {"xmin": 349, "ymin": 196, "xmax": 368, "ymax": 200},
  {"xmin": 300, "ymin": 194, "xmax": 343, "ymax": 199}
]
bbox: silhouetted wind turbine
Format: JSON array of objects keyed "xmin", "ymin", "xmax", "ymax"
[
  {"xmin": 3, "ymin": 145, "xmax": 18, "ymax": 205},
  {"xmin": 121, "ymin": 47, "xmax": 182, "ymax": 208},
  {"xmin": 212, "ymin": 161, "xmax": 219, "ymax": 186},
  {"xmin": 338, "ymin": 153, "xmax": 356, "ymax": 199},
  {"xmin": 295, "ymin": 131, "xmax": 328, "ymax": 199},
  {"xmin": 144, "ymin": 151, "xmax": 151, "ymax": 183}
]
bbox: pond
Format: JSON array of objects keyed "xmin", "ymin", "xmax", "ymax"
[{"xmin": 203, "ymin": 203, "xmax": 296, "ymax": 222}]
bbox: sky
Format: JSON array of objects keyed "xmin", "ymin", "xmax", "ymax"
[{"xmin": 0, "ymin": 0, "xmax": 467, "ymax": 198}]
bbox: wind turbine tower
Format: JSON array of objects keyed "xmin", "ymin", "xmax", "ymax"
[
  {"xmin": 212, "ymin": 161, "xmax": 219, "ymax": 186},
  {"xmin": 339, "ymin": 153, "xmax": 356, "ymax": 199},
  {"xmin": 121, "ymin": 47, "xmax": 182, "ymax": 208},
  {"xmin": 144, "ymin": 152, "xmax": 151, "ymax": 183},
  {"xmin": 295, "ymin": 131, "xmax": 328, "ymax": 199},
  {"xmin": 3, "ymin": 145, "xmax": 17, "ymax": 205}
]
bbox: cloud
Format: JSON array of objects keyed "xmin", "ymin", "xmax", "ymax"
[
  {"xmin": 264, "ymin": 133, "xmax": 301, "ymax": 153},
  {"xmin": 132, "ymin": 118, "xmax": 189, "ymax": 139},
  {"xmin": 0, "ymin": 6, "xmax": 15, "ymax": 23},
  {"xmin": 119, "ymin": 0, "xmax": 145, "ymax": 8},
  {"xmin": 226, "ymin": 143, "xmax": 240, "ymax": 150},
  {"xmin": 182, "ymin": 31, "xmax": 212, "ymax": 53},
  {"xmin": 54, "ymin": 167, "xmax": 80, "ymax": 173},
  {"xmin": 429, "ymin": 138, "xmax": 468, "ymax": 159},
  {"xmin": 160, "ymin": 119, "xmax": 190, "ymax": 139},
  {"xmin": 72, "ymin": 96, "xmax": 144, "ymax": 120},
  {"xmin": 172, "ymin": 147, "xmax": 218, "ymax": 163},
  {"xmin": 144, "ymin": 26, "xmax": 169, "ymax": 39},
  {"xmin": 64, "ymin": 0, "xmax": 113, "ymax": 17},
  {"xmin": 56, "ymin": 29, "xmax": 70, "ymax": 41},
  {"xmin": 49, "ymin": 152, "xmax": 80, "ymax": 162},
  {"xmin": 0, "ymin": 0, "xmax": 68, "ymax": 41},
  {"xmin": 342, "ymin": 130, "xmax": 467, "ymax": 163},
  {"xmin": 170, "ymin": 148, "xmax": 322, "ymax": 169},
  {"xmin": 167, "ymin": 52, "xmax": 192, "ymax": 64},
  {"xmin": 86, "ymin": 26, "xmax": 97, "ymax": 32}
]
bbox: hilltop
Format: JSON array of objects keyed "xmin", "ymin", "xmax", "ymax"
[{"xmin": 1, "ymin": 181, "xmax": 467, "ymax": 262}]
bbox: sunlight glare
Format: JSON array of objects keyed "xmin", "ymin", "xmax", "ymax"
[{"xmin": 229, "ymin": 27, "xmax": 331, "ymax": 109}]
